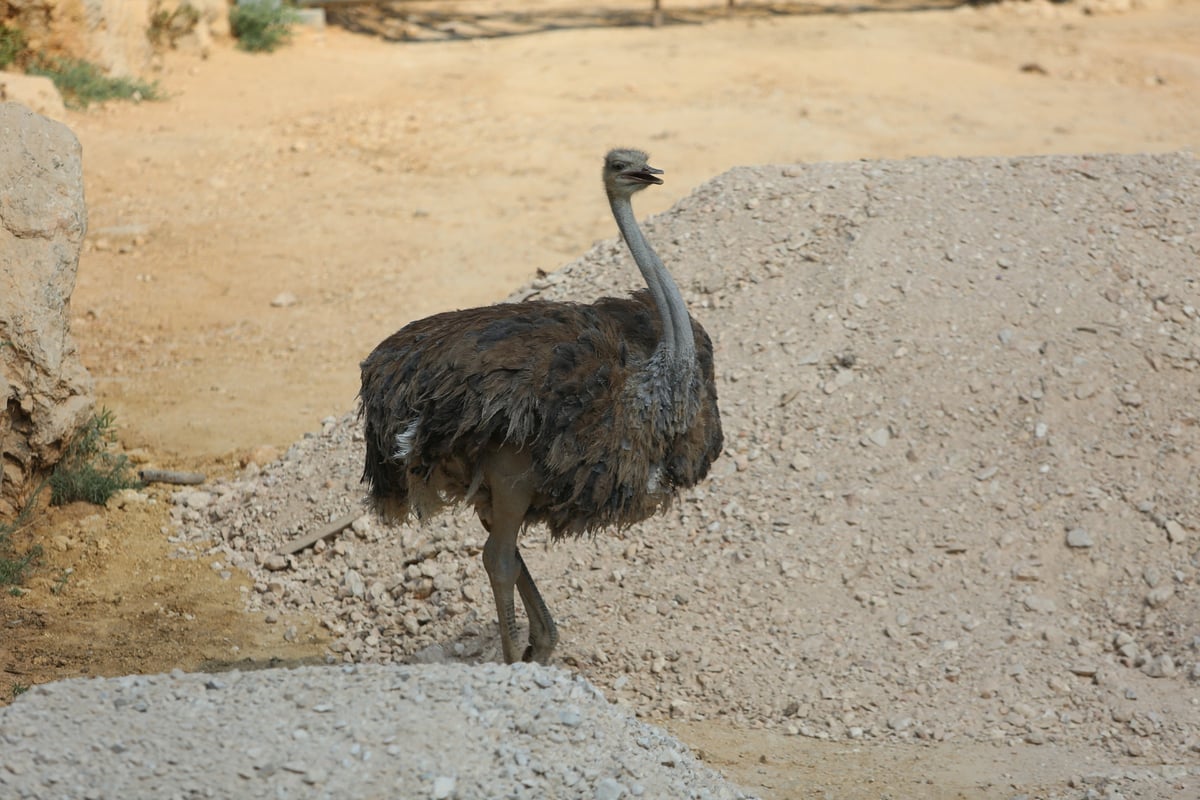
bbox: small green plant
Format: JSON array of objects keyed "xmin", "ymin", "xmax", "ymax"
[
  {"xmin": 0, "ymin": 22, "xmax": 28, "ymax": 69},
  {"xmin": 0, "ymin": 477, "xmax": 43, "ymax": 587},
  {"xmin": 49, "ymin": 409, "xmax": 141, "ymax": 506},
  {"xmin": 11, "ymin": 684, "xmax": 30, "ymax": 699},
  {"xmin": 230, "ymin": 1, "xmax": 299, "ymax": 53},
  {"xmin": 28, "ymin": 55, "xmax": 162, "ymax": 109},
  {"xmin": 0, "ymin": 542, "xmax": 40, "ymax": 587}
]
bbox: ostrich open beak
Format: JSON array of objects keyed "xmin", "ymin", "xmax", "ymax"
[{"xmin": 623, "ymin": 166, "xmax": 664, "ymax": 185}]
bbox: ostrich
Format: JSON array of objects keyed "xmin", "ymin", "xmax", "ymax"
[{"xmin": 358, "ymin": 149, "xmax": 722, "ymax": 664}]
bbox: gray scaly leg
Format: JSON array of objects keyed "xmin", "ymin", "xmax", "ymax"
[{"xmin": 516, "ymin": 548, "xmax": 558, "ymax": 663}]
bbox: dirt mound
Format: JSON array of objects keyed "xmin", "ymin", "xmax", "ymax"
[{"xmin": 172, "ymin": 153, "xmax": 1199, "ymax": 792}]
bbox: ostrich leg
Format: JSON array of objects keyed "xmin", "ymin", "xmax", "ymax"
[
  {"xmin": 481, "ymin": 489, "xmax": 529, "ymax": 664},
  {"xmin": 480, "ymin": 446, "xmax": 557, "ymax": 663},
  {"xmin": 516, "ymin": 549, "xmax": 558, "ymax": 663}
]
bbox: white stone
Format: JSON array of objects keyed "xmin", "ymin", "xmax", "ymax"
[
  {"xmin": 431, "ymin": 775, "xmax": 456, "ymax": 799},
  {"xmin": 1066, "ymin": 528, "xmax": 1094, "ymax": 548}
]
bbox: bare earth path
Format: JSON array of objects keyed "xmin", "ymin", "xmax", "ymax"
[
  {"xmin": 3, "ymin": 2, "xmax": 1200, "ymax": 797},
  {"xmin": 68, "ymin": 0, "xmax": 1199, "ymax": 457}
]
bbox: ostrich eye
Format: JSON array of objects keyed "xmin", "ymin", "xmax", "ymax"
[{"xmin": 612, "ymin": 161, "xmax": 626, "ymax": 171}]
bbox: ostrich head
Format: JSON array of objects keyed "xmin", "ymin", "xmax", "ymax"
[{"xmin": 604, "ymin": 148, "xmax": 664, "ymax": 199}]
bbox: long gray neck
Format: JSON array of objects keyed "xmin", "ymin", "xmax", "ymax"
[{"xmin": 609, "ymin": 194, "xmax": 696, "ymax": 364}]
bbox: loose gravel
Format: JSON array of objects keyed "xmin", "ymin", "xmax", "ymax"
[
  {"xmin": 0, "ymin": 663, "xmax": 747, "ymax": 799},
  {"xmin": 4, "ymin": 152, "xmax": 1198, "ymax": 798}
]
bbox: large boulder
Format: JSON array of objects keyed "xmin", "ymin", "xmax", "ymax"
[{"xmin": 0, "ymin": 102, "xmax": 94, "ymax": 519}]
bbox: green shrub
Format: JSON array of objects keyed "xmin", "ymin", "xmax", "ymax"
[
  {"xmin": 49, "ymin": 409, "xmax": 141, "ymax": 506},
  {"xmin": 28, "ymin": 56, "xmax": 162, "ymax": 109},
  {"xmin": 0, "ymin": 541, "xmax": 40, "ymax": 587},
  {"xmin": 0, "ymin": 409, "xmax": 137, "ymax": 587},
  {"xmin": 230, "ymin": 1, "xmax": 299, "ymax": 53},
  {"xmin": 0, "ymin": 22, "xmax": 27, "ymax": 69},
  {"xmin": 0, "ymin": 473, "xmax": 44, "ymax": 587},
  {"xmin": 2, "ymin": 21, "xmax": 161, "ymax": 108}
]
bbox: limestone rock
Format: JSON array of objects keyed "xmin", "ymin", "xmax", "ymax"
[
  {"xmin": 85, "ymin": 1, "xmax": 233, "ymax": 72},
  {"xmin": 0, "ymin": 102, "xmax": 95, "ymax": 519},
  {"xmin": 156, "ymin": 1, "xmax": 232, "ymax": 57},
  {"xmin": 2, "ymin": 1, "xmax": 232, "ymax": 78}
]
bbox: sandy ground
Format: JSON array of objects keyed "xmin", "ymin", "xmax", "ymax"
[{"xmin": 3, "ymin": 1, "xmax": 1200, "ymax": 796}]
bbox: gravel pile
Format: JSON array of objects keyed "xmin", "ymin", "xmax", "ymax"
[
  {"xmin": 0, "ymin": 662, "xmax": 748, "ymax": 799},
  {"xmin": 12, "ymin": 152, "xmax": 1197, "ymax": 796},
  {"xmin": 179, "ymin": 153, "xmax": 1199, "ymax": 752}
]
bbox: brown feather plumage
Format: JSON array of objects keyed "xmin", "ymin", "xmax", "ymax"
[{"xmin": 358, "ymin": 289, "xmax": 723, "ymax": 538}]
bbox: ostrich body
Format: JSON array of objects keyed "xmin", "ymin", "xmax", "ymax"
[{"xmin": 358, "ymin": 149, "xmax": 722, "ymax": 664}]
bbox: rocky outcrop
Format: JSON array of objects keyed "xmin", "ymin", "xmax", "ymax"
[
  {"xmin": 0, "ymin": 102, "xmax": 94, "ymax": 519},
  {"xmin": 2, "ymin": 1, "xmax": 231, "ymax": 77}
]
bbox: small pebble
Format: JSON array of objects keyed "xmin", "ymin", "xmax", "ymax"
[
  {"xmin": 1066, "ymin": 528, "xmax": 1094, "ymax": 548},
  {"xmin": 431, "ymin": 775, "xmax": 456, "ymax": 799},
  {"xmin": 594, "ymin": 777, "xmax": 625, "ymax": 800}
]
